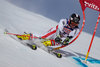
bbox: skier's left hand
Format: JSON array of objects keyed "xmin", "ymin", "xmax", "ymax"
[
  {"xmin": 62, "ymin": 39, "xmax": 69, "ymax": 46},
  {"xmin": 62, "ymin": 36, "xmax": 73, "ymax": 46},
  {"xmin": 62, "ymin": 37, "xmax": 70, "ymax": 46}
]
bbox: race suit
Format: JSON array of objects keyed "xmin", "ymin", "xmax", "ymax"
[{"xmin": 41, "ymin": 19, "xmax": 79, "ymax": 42}]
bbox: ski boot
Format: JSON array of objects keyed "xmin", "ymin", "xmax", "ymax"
[{"xmin": 42, "ymin": 40, "xmax": 55, "ymax": 47}]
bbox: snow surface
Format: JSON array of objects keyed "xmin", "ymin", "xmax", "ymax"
[{"xmin": 0, "ymin": 0, "xmax": 100, "ymax": 67}]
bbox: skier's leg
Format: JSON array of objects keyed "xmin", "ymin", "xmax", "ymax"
[{"xmin": 32, "ymin": 39, "xmax": 49, "ymax": 51}]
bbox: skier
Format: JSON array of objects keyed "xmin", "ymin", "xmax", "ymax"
[
  {"xmin": 4, "ymin": 13, "xmax": 80, "ymax": 58},
  {"xmin": 41, "ymin": 13, "xmax": 80, "ymax": 46},
  {"xmin": 14, "ymin": 13, "xmax": 80, "ymax": 48}
]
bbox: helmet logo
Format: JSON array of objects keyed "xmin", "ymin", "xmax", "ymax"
[{"xmin": 74, "ymin": 17, "xmax": 79, "ymax": 23}]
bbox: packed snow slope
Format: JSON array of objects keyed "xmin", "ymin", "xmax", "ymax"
[{"xmin": 0, "ymin": 0, "xmax": 100, "ymax": 67}]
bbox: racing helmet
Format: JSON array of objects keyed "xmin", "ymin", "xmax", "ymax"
[{"xmin": 69, "ymin": 13, "xmax": 80, "ymax": 24}]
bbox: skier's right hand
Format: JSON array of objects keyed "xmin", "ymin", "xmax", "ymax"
[{"xmin": 55, "ymin": 36, "xmax": 62, "ymax": 43}]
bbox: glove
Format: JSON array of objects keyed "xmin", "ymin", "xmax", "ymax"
[
  {"xmin": 55, "ymin": 36, "xmax": 62, "ymax": 43},
  {"xmin": 62, "ymin": 39, "xmax": 69, "ymax": 46},
  {"xmin": 62, "ymin": 37, "xmax": 70, "ymax": 46}
]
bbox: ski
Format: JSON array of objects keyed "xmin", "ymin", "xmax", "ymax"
[
  {"xmin": 4, "ymin": 29, "xmax": 62, "ymax": 58},
  {"xmin": 4, "ymin": 29, "xmax": 38, "ymax": 50}
]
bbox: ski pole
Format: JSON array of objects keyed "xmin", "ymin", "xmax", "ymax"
[{"xmin": 85, "ymin": 13, "xmax": 100, "ymax": 62}]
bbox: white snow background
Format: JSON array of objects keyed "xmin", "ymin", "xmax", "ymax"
[{"xmin": 0, "ymin": 0, "xmax": 100, "ymax": 67}]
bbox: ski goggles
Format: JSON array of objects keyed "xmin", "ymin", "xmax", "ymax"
[{"xmin": 70, "ymin": 21, "xmax": 79, "ymax": 26}]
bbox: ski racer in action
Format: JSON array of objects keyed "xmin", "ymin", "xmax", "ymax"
[
  {"xmin": 39, "ymin": 13, "xmax": 80, "ymax": 47},
  {"xmin": 15, "ymin": 13, "xmax": 80, "ymax": 49},
  {"xmin": 5, "ymin": 13, "xmax": 80, "ymax": 58}
]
